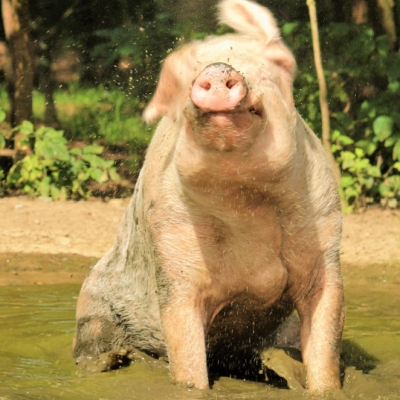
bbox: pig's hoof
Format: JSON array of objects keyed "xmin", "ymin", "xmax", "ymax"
[
  {"xmin": 75, "ymin": 347, "xmax": 160, "ymax": 373},
  {"xmin": 75, "ymin": 350, "xmax": 131, "ymax": 373}
]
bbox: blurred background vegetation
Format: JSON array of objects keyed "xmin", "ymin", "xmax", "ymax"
[{"xmin": 0, "ymin": 0, "xmax": 398, "ymax": 210}]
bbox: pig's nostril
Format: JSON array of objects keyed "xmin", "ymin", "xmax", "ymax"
[
  {"xmin": 226, "ymin": 79, "xmax": 238, "ymax": 89},
  {"xmin": 191, "ymin": 64, "xmax": 247, "ymax": 112},
  {"xmin": 199, "ymin": 82, "xmax": 211, "ymax": 91}
]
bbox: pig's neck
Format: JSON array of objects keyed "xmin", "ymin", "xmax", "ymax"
[{"xmin": 173, "ymin": 120, "xmax": 305, "ymax": 222}]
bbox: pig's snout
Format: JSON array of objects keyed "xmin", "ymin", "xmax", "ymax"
[{"xmin": 191, "ymin": 63, "xmax": 248, "ymax": 112}]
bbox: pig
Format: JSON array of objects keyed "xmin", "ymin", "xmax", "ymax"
[{"xmin": 73, "ymin": 0, "xmax": 344, "ymax": 393}]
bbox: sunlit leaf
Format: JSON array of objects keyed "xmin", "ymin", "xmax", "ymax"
[
  {"xmin": 393, "ymin": 140, "xmax": 400, "ymax": 161},
  {"xmin": 356, "ymin": 140, "xmax": 377, "ymax": 155},
  {"xmin": 19, "ymin": 120, "xmax": 34, "ymax": 136},
  {"xmin": 90, "ymin": 168, "xmax": 108, "ymax": 183},
  {"xmin": 373, "ymin": 116, "xmax": 393, "ymax": 142},
  {"xmin": 82, "ymin": 145, "xmax": 104, "ymax": 155},
  {"xmin": 340, "ymin": 175, "xmax": 354, "ymax": 188},
  {"xmin": 0, "ymin": 134, "xmax": 5, "ymax": 150},
  {"xmin": 108, "ymin": 167, "xmax": 121, "ymax": 183},
  {"xmin": 338, "ymin": 135, "xmax": 354, "ymax": 145},
  {"xmin": 69, "ymin": 147, "xmax": 83, "ymax": 156},
  {"xmin": 282, "ymin": 22, "xmax": 299, "ymax": 36}
]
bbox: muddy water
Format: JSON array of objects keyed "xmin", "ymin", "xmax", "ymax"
[{"xmin": 1, "ymin": 263, "xmax": 400, "ymax": 399}]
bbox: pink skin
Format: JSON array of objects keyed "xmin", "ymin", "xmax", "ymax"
[
  {"xmin": 185, "ymin": 63, "xmax": 264, "ymax": 151},
  {"xmin": 73, "ymin": 0, "xmax": 344, "ymax": 394},
  {"xmin": 191, "ymin": 63, "xmax": 248, "ymax": 112}
]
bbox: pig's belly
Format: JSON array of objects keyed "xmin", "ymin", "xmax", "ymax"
[{"xmin": 204, "ymin": 252, "xmax": 292, "ymax": 351}]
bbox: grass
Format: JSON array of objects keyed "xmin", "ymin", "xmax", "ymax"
[{"xmin": 0, "ymin": 84, "xmax": 154, "ymax": 173}]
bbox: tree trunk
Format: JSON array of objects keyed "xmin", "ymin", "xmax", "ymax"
[
  {"xmin": 344, "ymin": 0, "xmax": 398, "ymax": 49},
  {"xmin": 375, "ymin": 0, "xmax": 397, "ymax": 49},
  {"xmin": 37, "ymin": 49, "xmax": 59, "ymax": 127},
  {"xmin": 1, "ymin": 0, "xmax": 35, "ymax": 159},
  {"xmin": 306, "ymin": 0, "xmax": 341, "ymax": 186}
]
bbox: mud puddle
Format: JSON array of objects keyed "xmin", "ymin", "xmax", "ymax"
[{"xmin": 0, "ymin": 255, "xmax": 400, "ymax": 399}]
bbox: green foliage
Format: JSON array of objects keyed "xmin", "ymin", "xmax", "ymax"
[
  {"xmin": 0, "ymin": 109, "xmax": 7, "ymax": 189},
  {"xmin": 0, "ymin": 85, "xmax": 153, "ymax": 173},
  {"xmin": 52, "ymin": 86, "xmax": 153, "ymax": 171},
  {"xmin": 282, "ymin": 22, "xmax": 400, "ymax": 210},
  {"xmin": 90, "ymin": 11, "xmax": 176, "ymax": 101},
  {"xmin": 0, "ymin": 10, "xmax": 398, "ymax": 209},
  {"xmin": 0, "ymin": 120, "xmax": 120, "ymax": 200}
]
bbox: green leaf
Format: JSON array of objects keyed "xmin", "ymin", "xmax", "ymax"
[
  {"xmin": 340, "ymin": 151, "xmax": 355, "ymax": 170},
  {"xmin": 82, "ymin": 154, "xmax": 111, "ymax": 168},
  {"xmin": 354, "ymin": 148, "xmax": 365, "ymax": 158},
  {"xmin": 59, "ymin": 186, "xmax": 68, "ymax": 201},
  {"xmin": 72, "ymin": 180, "xmax": 82, "ymax": 193},
  {"xmin": 393, "ymin": 139, "xmax": 400, "ymax": 161},
  {"xmin": 331, "ymin": 130, "xmax": 341, "ymax": 141},
  {"xmin": 82, "ymin": 145, "xmax": 104, "ymax": 155},
  {"xmin": 344, "ymin": 186, "xmax": 359, "ymax": 199},
  {"xmin": 40, "ymin": 127, "xmax": 65, "ymax": 140},
  {"xmin": 331, "ymin": 144, "xmax": 340, "ymax": 153},
  {"xmin": 38, "ymin": 177, "xmax": 51, "ymax": 197},
  {"xmin": 373, "ymin": 116, "xmax": 393, "ymax": 142},
  {"xmin": 0, "ymin": 108, "xmax": 6, "ymax": 123},
  {"xmin": 35, "ymin": 138, "xmax": 70, "ymax": 161},
  {"xmin": 340, "ymin": 175, "xmax": 354, "ymax": 188},
  {"xmin": 103, "ymin": 159, "xmax": 114, "ymax": 169},
  {"xmin": 69, "ymin": 147, "xmax": 83, "ymax": 156},
  {"xmin": 78, "ymin": 168, "xmax": 91, "ymax": 181},
  {"xmin": 108, "ymin": 167, "xmax": 121, "ymax": 183},
  {"xmin": 384, "ymin": 136, "xmax": 398, "ymax": 147},
  {"xmin": 51, "ymin": 185, "xmax": 61, "ymax": 200},
  {"xmin": 355, "ymin": 140, "xmax": 377, "ymax": 155},
  {"xmin": 338, "ymin": 135, "xmax": 354, "ymax": 146},
  {"xmin": 282, "ymin": 22, "xmax": 299, "ymax": 36},
  {"xmin": 368, "ymin": 166, "xmax": 381, "ymax": 178},
  {"xmin": 90, "ymin": 168, "xmax": 108, "ymax": 183},
  {"xmin": 360, "ymin": 176, "xmax": 374, "ymax": 189},
  {"xmin": 379, "ymin": 182, "xmax": 394, "ymax": 197},
  {"xmin": 19, "ymin": 120, "xmax": 34, "ymax": 136},
  {"xmin": 70, "ymin": 158, "xmax": 85, "ymax": 175},
  {"xmin": 0, "ymin": 134, "xmax": 5, "ymax": 150}
]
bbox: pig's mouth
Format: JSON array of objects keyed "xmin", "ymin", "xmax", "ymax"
[
  {"xmin": 185, "ymin": 99, "xmax": 265, "ymax": 151},
  {"xmin": 194, "ymin": 101, "xmax": 264, "ymax": 120},
  {"xmin": 247, "ymin": 105, "xmax": 263, "ymax": 118}
]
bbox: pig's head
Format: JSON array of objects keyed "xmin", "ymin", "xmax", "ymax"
[{"xmin": 143, "ymin": 0, "xmax": 297, "ymax": 156}]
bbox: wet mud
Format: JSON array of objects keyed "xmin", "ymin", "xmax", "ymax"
[{"xmin": 0, "ymin": 255, "xmax": 400, "ymax": 399}]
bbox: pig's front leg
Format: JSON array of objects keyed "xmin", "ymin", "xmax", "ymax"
[
  {"xmin": 160, "ymin": 294, "xmax": 210, "ymax": 389},
  {"xmin": 296, "ymin": 261, "xmax": 344, "ymax": 393}
]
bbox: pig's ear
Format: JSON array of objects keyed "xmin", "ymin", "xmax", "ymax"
[
  {"xmin": 218, "ymin": 0, "xmax": 296, "ymax": 77},
  {"xmin": 143, "ymin": 46, "xmax": 194, "ymax": 123}
]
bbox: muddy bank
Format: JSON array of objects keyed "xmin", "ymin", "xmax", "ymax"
[
  {"xmin": 0, "ymin": 252, "xmax": 97, "ymax": 285},
  {"xmin": 0, "ymin": 196, "xmax": 400, "ymax": 285},
  {"xmin": 0, "ymin": 197, "xmax": 130, "ymax": 259}
]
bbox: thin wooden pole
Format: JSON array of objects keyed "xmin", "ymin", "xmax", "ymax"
[{"xmin": 307, "ymin": 0, "xmax": 341, "ymax": 185}]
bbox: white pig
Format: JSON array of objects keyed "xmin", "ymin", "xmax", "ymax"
[{"xmin": 73, "ymin": 0, "xmax": 344, "ymax": 393}]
